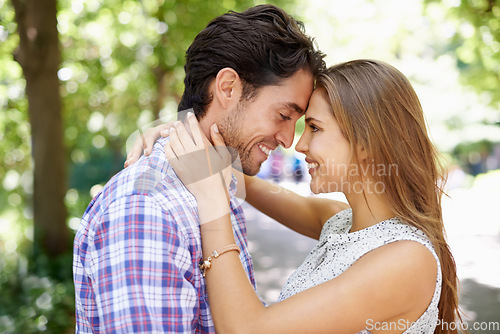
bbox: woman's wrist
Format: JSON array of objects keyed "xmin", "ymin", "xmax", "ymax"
[{"xmin": 193, "ymin": 175, "xmax": 231, "ymax": 225}]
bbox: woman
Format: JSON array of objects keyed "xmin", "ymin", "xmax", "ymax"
[{"xmin": 129, "ymin": 60, "xmax": 462, "ymax": 333}]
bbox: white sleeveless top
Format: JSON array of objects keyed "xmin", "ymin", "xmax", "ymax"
[{"xmin": 278, "ymin": 209, "xmax": 441, "ymax": 333}]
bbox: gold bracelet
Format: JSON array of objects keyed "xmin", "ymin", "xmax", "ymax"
[{"xmin": 199, "ymin": 244, "xmax": 240, "ymax": 277}]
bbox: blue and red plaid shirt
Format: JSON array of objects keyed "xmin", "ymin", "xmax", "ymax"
[{"xmin": 73, "ymin": 137, "xmax": 256, "ymax": 333}]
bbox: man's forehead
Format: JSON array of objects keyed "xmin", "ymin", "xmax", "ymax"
[{"xmin": 254, "ymin": 70, "xmax": 313, "ymax": 114}]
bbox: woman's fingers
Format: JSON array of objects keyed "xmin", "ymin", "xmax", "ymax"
[
  {"xmin": 164, "ymin": 120, "xmax": 235, "ymax": 196},
  {"xmin": 141, "ymin": 122, "xmax": 174, "ymax": 155},
  {"xmin": 172, "ymin": 121, "xmax": 198, "ymax": 152},
  {"xmin": 142, "ymin": 129, "xmax": 155, "ymax": 156},
  {"xmin": 124, "ymin": 132, "xmax": 145, "ymax": 167},
  {"xmin": 210, "ymin": 123, "xmax": 225, "ymax": 147},
  {"xmin": 124, "ymin": 122, "xmax": 174, "ymax": 167},
  {"xmin": 144, "ymin": 122, "xmax": 174, "ymax": 154},
  {"xmin": 164, "ymin": 140, "xmax": 177, "ymax": 161},
  {"xmin": 186, "ymin": 112, "xmax": 205, "ymax": 147},
  {"xmin": 208, "ymin": 123, "xmax": 234, "ymax": 189},
  {"xmin": 168, "ymin": 126, "xmax": 185, "ymax": 157},
  {"xmin": 124, "ymin": 119, "xmax": 229, "ymax": 171},
  {"xmin": 160, "ymin": 126, "xmax": 171, "ymax": 137},
  {"xmin": 164, "ymin": 141, "xmax": 181, "ymax": 173},
  {"xmin": 210, "ymin": 123, "xmax": 232, "ymax": 160}
]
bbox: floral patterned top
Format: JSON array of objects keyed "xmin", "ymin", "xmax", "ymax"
[{"xmin": 278, "ymin": 209, "xmax": 441, "ymax": 333}]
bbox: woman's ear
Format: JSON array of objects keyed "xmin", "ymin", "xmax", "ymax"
[{"xmin": 214, "ymin": 68, "xmax": 243, "ymax": 110}]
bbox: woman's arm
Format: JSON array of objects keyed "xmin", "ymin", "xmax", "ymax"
[
  {"xmin": 200, "ymin": 216, "xmax": 437, "ymax": 334},
  {"xmin": 243, "ymin": 174, "xmax": 350, "ymax": 239},
  {"xmin": 166, "ymin": 118, "xmax": 438, "ymax": 334}
]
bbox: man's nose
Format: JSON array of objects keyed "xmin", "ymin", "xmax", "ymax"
[
  {"xmin": 295, "ymin": 132, "xmax": 307, "ymax": 154},
  {"xmin": 275, "ymin": 123, "xmax": 295, "ymax": 149}
]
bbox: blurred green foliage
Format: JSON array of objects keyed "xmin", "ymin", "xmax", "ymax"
[{"xmin": 425, "ymin": 0, "xmax": 500, "ymax": 109}]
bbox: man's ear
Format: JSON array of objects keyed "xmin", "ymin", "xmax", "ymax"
[{"xmin": 214, "ymin": 68, "xmax": 243, "ymax": 110}]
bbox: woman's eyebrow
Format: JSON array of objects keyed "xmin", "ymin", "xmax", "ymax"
[{"xmin": 305, "ymin": 116, "xmax": 322, "ymax": 124}]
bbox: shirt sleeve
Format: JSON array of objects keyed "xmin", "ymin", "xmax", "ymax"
[{"xmin": 88, "ymin": 194, "xmax": 198, "ymax": 333}]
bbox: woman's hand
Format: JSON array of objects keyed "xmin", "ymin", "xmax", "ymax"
[
  {"xmin": 124, "ymin": 122, "xmax": 174, "ymax": 167},
  {"xmin": 166, "ymin": 113, "xmax": 234, "ymax": 223}
]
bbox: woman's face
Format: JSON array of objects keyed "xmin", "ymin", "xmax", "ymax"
[{"xmin": 295, "ymin": 88, "xmax": 353, "ymax": 194}]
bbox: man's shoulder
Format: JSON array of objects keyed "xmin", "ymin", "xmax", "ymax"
[
  {"xmin": 87, "ymin": 165, "xmax": 158, "ymax": 213},
  {"xmin": 92, "ymin": 143, "xmax": 181, "ymax": 207},
  {"xmin": 79, "ymin": 145, "xmax": 197, "ymax": 233}
]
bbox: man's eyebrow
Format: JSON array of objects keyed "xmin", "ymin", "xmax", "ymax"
[{"xmin": 283, "ymin": 102, "xmax": 305, "ymax": 114}]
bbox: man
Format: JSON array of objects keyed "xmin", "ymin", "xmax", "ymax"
[{"xmin": 73, "ymin": 4, "xmax": 325, "ymax": 333}]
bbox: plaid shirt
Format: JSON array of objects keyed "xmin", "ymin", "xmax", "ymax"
[{"xmin": 73, "ymin": 137, "xmax": 256, "ymax": 333}]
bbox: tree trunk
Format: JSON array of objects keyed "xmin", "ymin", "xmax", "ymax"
[
  {"xmin": 12, "ymin": 0, "xmax": 68, "ymax": 257},
  {"xmin": 153, "ymin": 66, "xmax": 168, "ymax": 120}
]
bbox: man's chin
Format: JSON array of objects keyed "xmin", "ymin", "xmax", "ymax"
[{"xmin": 241, "ymin": 161, "xmax": 262, "ymax": 176}]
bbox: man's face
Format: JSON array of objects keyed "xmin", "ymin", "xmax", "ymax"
[{"xmin": 219, "ymin": 69, "xmax": 314, "ymax": 176}]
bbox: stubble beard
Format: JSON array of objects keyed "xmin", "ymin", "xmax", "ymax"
[{"xmin": 218, "ymin": 105, "xmax": 261, "ymax": 176}]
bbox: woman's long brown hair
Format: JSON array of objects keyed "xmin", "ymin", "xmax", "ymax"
[{"xmin": 318, "ymin": 60, "xmax": 462, "ymax": 333}]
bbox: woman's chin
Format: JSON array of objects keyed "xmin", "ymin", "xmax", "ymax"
[
  {"xmin": 310, "ymin": 181, "xmax": 341, "ymax": 195},
  {"xmin": 309, "ymin": 183, "xmax": 322, "ymax": 195}
]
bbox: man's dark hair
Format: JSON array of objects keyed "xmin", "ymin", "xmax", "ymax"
[{"xmin": 178, "ymin": 4, "xmax": 326, "ymax": 117}]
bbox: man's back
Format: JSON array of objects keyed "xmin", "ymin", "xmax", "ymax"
[{"xmin": 73, "ymin": 138, "xmax": 255, "ymax": 333}]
